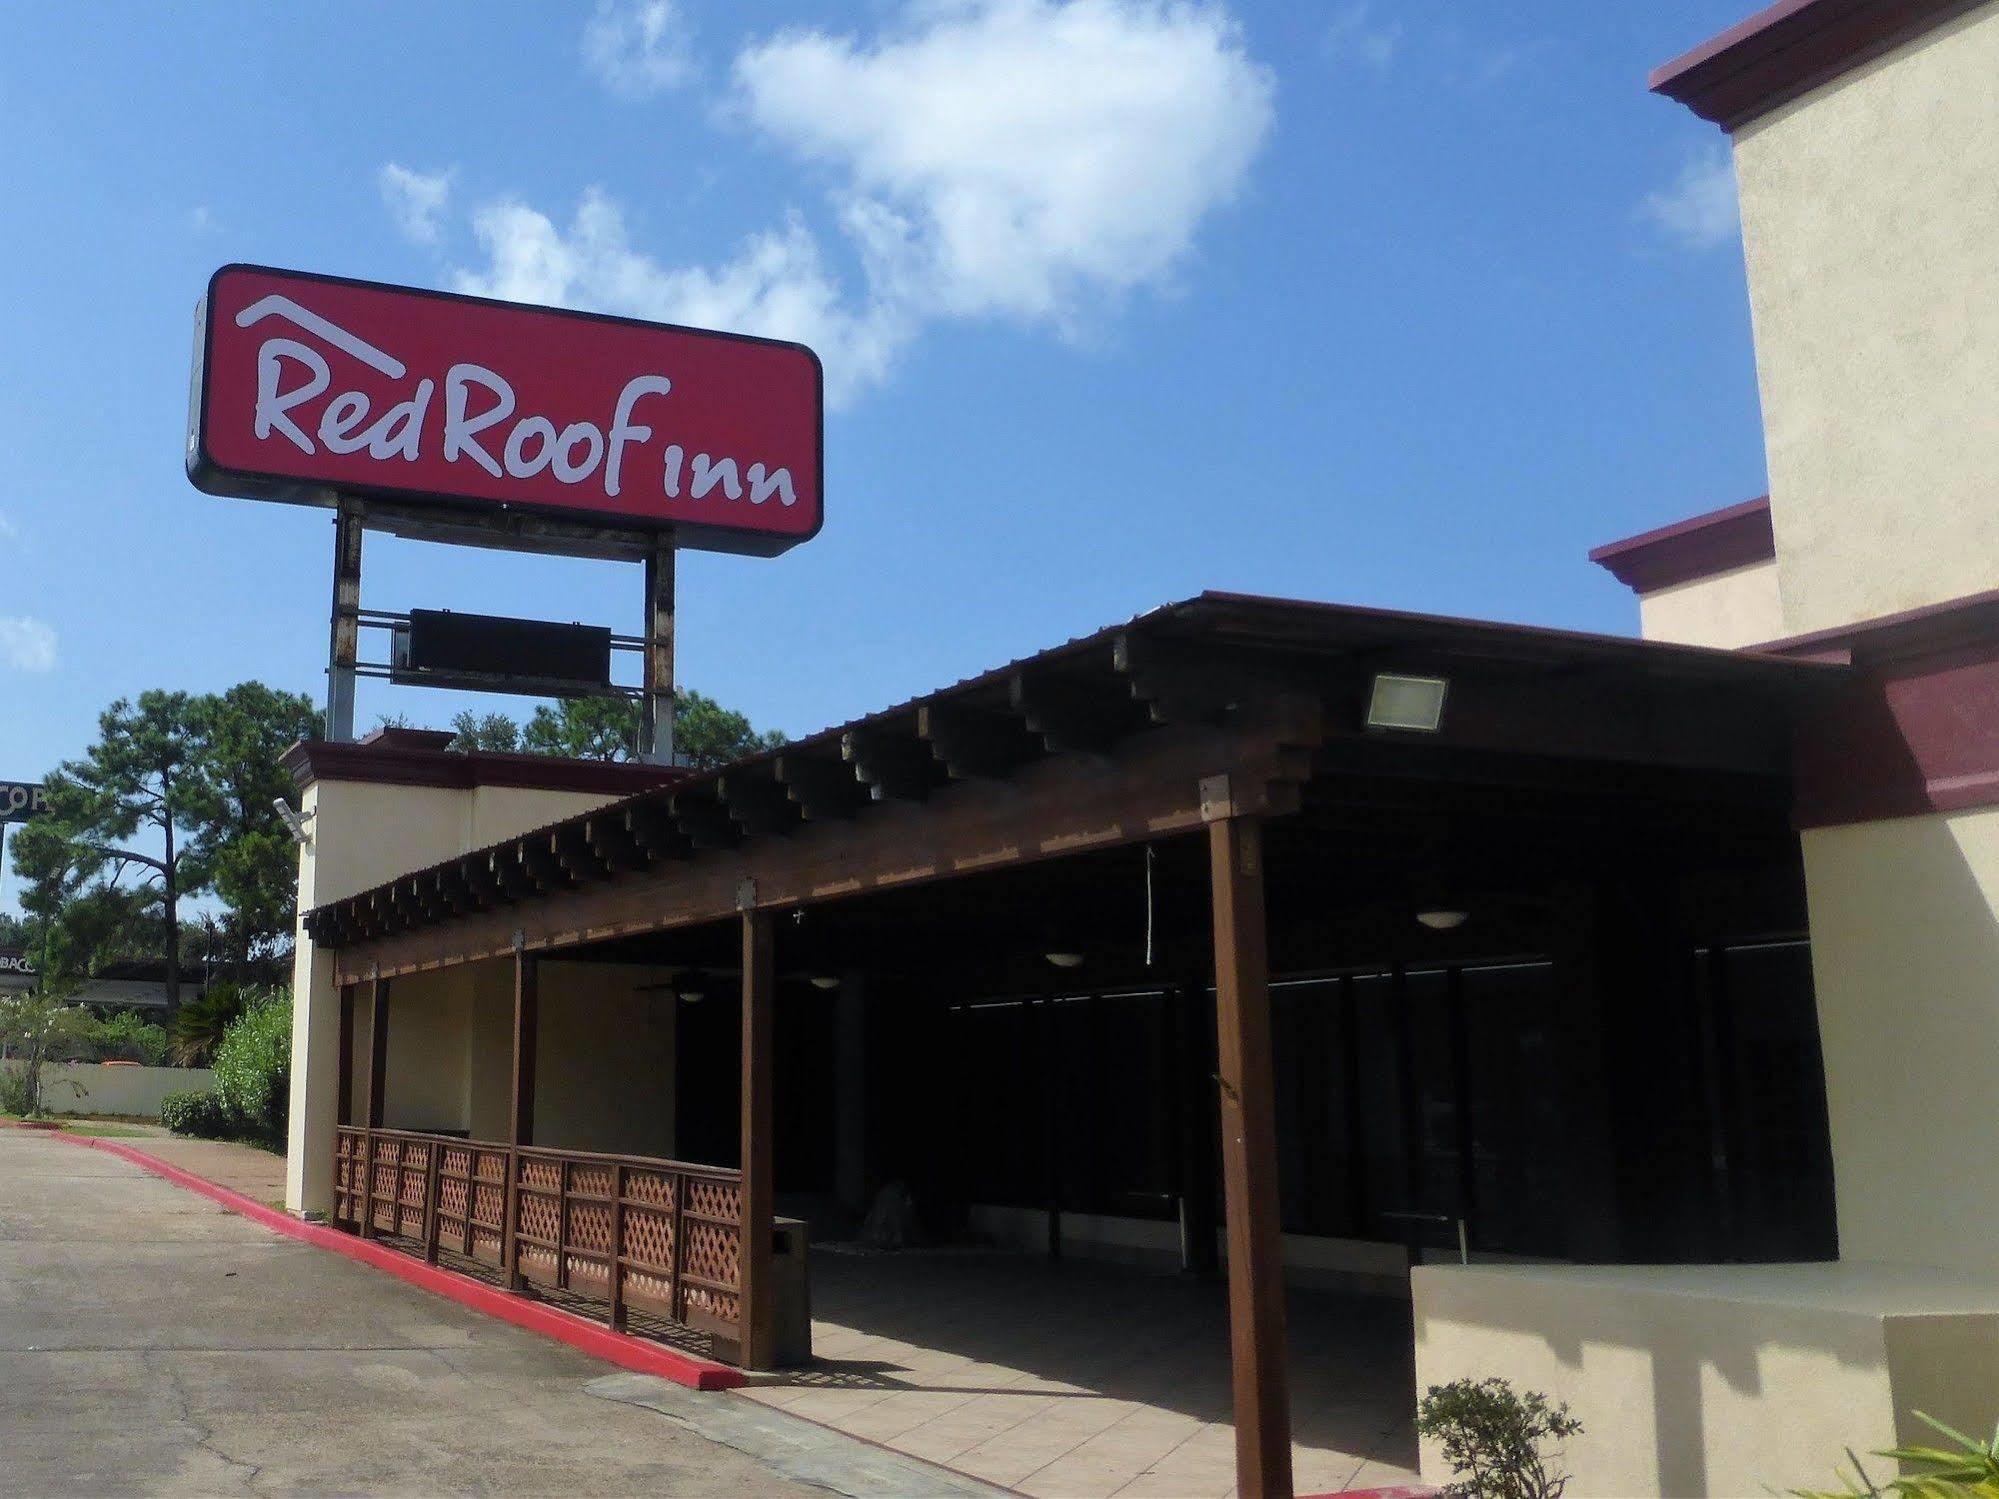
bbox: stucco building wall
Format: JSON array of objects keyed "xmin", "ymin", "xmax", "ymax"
[
  {"xmin": 285, "ymin": 773, "xmax": 644, "ymax": 1216},
  {"xmin": 1733, "ymin": 0, "xmax": 1999, "ymax": 635},
  {"xmin": 1635, "ymin": 559, "xmax": 1787, "ymax": 649}
]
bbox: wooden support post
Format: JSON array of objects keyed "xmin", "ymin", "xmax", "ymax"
[
  {"xmin": 336, "ymin": 983, "xmax": 355, "ymax": 1129},
  {"xmin": 423, "ymin": 1139, "xmax": 442, "ymax": 1264},
  {"xmin": 507, "ymin": 947, "xmax": 538, "ymax": 1291},
  {"xmin": 607, "ymin": 1162, "xmax": 626, "ymax": 1331},
  {"xmin": 365, "ymin": 977, "xmax": 392, "ymax": 1128},
  {"xmin": 359, "ymin": 977, "xmax": 391, "ymax": 1239},
  {"xmin": 1207, "ymin": 806, "xmax": 1294, "ymax": 1499},
  {"xmin": 1176, "ymin": 980, "xmax": 1221, "ymax": 1277},
  {"xmin": 738, "ymin": 901, "xmax": 776, "ymax": 1370}
]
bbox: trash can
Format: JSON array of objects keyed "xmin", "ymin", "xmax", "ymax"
[{"xmin": 772, "ymin": 1216, "xmax": 813, "ymax": 1366}]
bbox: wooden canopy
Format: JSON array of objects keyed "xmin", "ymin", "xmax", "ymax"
[{"xmin": 303, "ymin": 590, "xmax": 1844, "ymax": 987}]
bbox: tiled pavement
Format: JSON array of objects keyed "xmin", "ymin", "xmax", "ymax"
[{"xmin": 737, "ymin": 1249, "xmax": 1420, "ymax": 1498}]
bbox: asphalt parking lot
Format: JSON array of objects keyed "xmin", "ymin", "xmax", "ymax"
[{"xmin": 0, "ymin": 1129, "xmax": 985, "ymax": 1497}]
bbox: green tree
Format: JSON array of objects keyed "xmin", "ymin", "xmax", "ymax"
[
  {"xmin": 183, "ymin": 682, "xmax": 321, "ymax": 963},
  {"xmin": 674, "ymin": 690, "xmax": 787, "ymax": 769},
  {"xmin": 448, "ymin": 710, "xmax": 521, "ymax": 752},
  {"xmin": 11, "ymin": 692, "xmax": 200, "ymax": 1012},
  {"xmin": 521, "ymin": 697, "xmax": 644, "ymax": 760}
]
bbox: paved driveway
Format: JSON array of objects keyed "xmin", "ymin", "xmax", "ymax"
[{"xmin": 0, "ymin": 1130, "xmax": 842, "ymax": 1496}]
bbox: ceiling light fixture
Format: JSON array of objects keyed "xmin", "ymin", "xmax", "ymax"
[
  {"xmin": 1044, "ymin": 951, "xmax": 1086, "ymax": 969},
  {"xmin": 1366, "ymin": 673, "xmax": 1449, "ymax": 733},
  {"xmin": 1416, "ymin": 909, "xmax": 1469, "ymax": 932}
]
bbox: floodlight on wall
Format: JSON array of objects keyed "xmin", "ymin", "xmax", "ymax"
[
  {"xmin": 1044, "ymin": 951, "xmax": 1086, "ymax": 969},
  {"xmin": 809, "ymin": 975, "xmax": 841, "ymax": 991},
  {"xmin": 674, "ymin": 971, "xmax": 709, "ymax": 1003},
  {"xmin": 1416, "ymin": 909, "xmax": 1470, "ymax": 931},
  {"xmin": 1366, "ymin": 673, "xmax": 1449, "ymax": 733}
]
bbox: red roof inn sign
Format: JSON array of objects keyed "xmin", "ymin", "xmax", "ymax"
[{"xmin": 187, "ymin": 265, "xmax": 823, "ymax": 557}]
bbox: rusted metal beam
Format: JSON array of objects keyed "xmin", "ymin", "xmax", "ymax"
[{"xmin": 1207, "ymin": 799, "xmax": 1293, "ymax": 1499}]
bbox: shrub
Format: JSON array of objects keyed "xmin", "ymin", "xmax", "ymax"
[
  {"xmin": 1417, "ymin": 1377, "xmax": 1583, "ymax": 1499},
  {"xmin": 160, "ymin": 1088, "xmax": 227, "ymax": 1137},
  {"xmin": 210, "ymin": 989, "xmax": 291, "ymax": 1143},
  {"xmin": 1792, "ymin": 1411, "xmax": 1999, "ymax": 1498},
  {"xmin": 171, "ymin": 981, "xmax": 250, "ymax": 1066},
  {"xmin": 87, "ymin": 1010, "xmax": 170, "ymax": 1066}
]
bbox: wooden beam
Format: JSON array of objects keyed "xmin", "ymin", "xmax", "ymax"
[
  {"xmin": 738, "ymin": 902, "xmax": 776, "ymax": 1370},
  {"xmin": 671, "ymin": 789, "xmax": 741, "ymax": 850},
  {"xmin": 775, "ymin": 753, "xmax": 868, "ymax": 821},
  {"xmin": 719, "ymin": 773, "xmax": 796, "ymax": 838},
  {"xmin": 510, "ymin": 949, "xmax": 538, "ymax": 1147},
  {"xmin": 842, "ymin": 727, "xmax": 934, "ymax": 801},
  {"xmin": 364, "ymin": 977, "xmax": 391, "ymax": 1130},
  {"xmin": 336, "ymin": 983, "xmax": 356, "ymax": 1129},
  {"xmin": 1010, "ymin": 670, "xmax": 1134, "ymax": 754},
  {"xmin": 332, "ymin": 717, "xmax": 1315, "ymax": 984},
  {"xmin": 919, "ymin": 701, "xmax": 1037, "ymax": 779},
  {"xmin": 1207, "ymin": 807, "xmax": 1293, "ymax": 1499}
]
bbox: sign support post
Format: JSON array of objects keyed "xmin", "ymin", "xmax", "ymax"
[
  {"xmin": 640, "ymin": 537, "xmax": 677, "ymax": 766},
  {"xmin": 327, "ymin": 499, "xmax": 364, "ymax": 744}
]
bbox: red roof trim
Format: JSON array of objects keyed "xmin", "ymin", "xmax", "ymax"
[
  {"xmin": 1588, "ymin": 497, "xmax": 1776, "ymax": 595},
  {"xmin": 1651, "ymin": 0, "xmax": 1986, "ymax": 130},
  {"xmin": 282, "ymin": 737, "xmax": 687, "ymax": 797}
]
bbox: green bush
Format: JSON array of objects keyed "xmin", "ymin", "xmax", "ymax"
[
  {"xmin": 210, "ymin": 989, "xmax": 291, "ymax": 1143},
  {"xmin": 1417, "ymin": 1377, "xmax": 1582, "ymax": 1499},
  {"xmin": 159, "ymin": 1088, "xmax": 227, "ymax": 1137},
  {"xmin": 87, "ymin": 1010, "xmax": 170, "ymax": 1065}
]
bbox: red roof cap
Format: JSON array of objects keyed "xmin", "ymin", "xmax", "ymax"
[
  {"xmin": 1651, "ymin": 0, "xmax": 1983, "ymax": 130},
  {"xmin": 1590, "ymin": 496, "xmax": 1775, "ymax": 594}
]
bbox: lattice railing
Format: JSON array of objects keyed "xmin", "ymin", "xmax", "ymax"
[{"xmin": 332, "ymin": 1126, "xmax": 743, "ymax": 1342}]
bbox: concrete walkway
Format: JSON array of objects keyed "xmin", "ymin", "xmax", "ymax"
[{"xmin": 0, "ymin": 1130, "xmax": 984, "ymax": 1496}]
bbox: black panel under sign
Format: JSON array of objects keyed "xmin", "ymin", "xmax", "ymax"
[{"xmin": 394, "ymin": 609, "xmax": 612, "ymax": 693}]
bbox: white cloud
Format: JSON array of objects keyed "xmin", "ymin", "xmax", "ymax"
[
  {"xmin": 1641, "ymin": 147, "xmax": 1739, "ymax": 251},
  {"xmin": 1325, "ymin": 3, "xmax": 1401, "ymax": 68},
  {"xmin": 0, "ymin": 618, "xmax": 56, "ymax": 673},
  {"xmin": 735, "ymin": 0, "xmax": 1274, "ymax": 326},
  {"xmin": 187, "ymin": 205, "xmax": 215, "ymax": 234},
  {"xmin": 448, "ymin": 1, "xmax": 1273, "ymax": 403},
  {"xmin": 0, "ymin": 512, "xmax": 15, "ymax": 539},
  {"xmin": 379, "ymin": 164, "xmax": 453, "ymax": 246},
  {"xmin": 583, "ymin": 0, "xmax": 693, "ymax": 99},
  {"xmin": 455, "ymin": 191, "xmax": 907, "ymax": 406}
]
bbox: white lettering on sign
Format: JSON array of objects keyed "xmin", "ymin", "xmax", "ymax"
[
  {"xmin": 0, "ymin": 782, "xmax": 46, "ymax": 821},
  {"xmin": 235, "ymin": 297, "xmax": 796, "ymax": 508},
  {"xmin": 0, "ymin": 952, "xmax": 34, "ymax": 976}
]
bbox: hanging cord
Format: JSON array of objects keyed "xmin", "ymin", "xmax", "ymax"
[{"xmin": 1144, "ymin": 844, "xmax": 1157, "ymax": 968}]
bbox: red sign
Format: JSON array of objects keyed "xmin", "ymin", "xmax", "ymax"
[{"xmin": 188, "ymin": 265, "xmax": 822, "ymax": 557}]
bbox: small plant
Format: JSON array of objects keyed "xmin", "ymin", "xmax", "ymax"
[
  {"xmin": 1417, "ymin": 1376, "xmax": 1583, "ymax": 1499},
  {"xmin": 159, "ymin": 1088, "xmax": 228, "ymax": 1138},
  {"xmin": 1792, "ymin": 1412, "xmax": 1999, "ymax": 1499}
]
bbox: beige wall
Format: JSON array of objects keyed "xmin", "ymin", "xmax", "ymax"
[
  {"xmin": 1733, "ymin": 0, "xmax": 1999, "ymax": 634},
  {"xmin": 3, "ymin": 1062, "xmax": 215, "ymax": 1117},
  {"xmin": 284, "ymin": 776, "xmax": 634, "ymax": 1215},
  {"xmin": 1635, "ymin": 559, "xmax": 1786, "ymax": 649},
  {"xmin": 1414, "ymin": 1262, "xmax": 1999, "ymax": 1497},
  {"xmin": 1801, "ymin": 806, "xmax": 1999, "ymax": 1275}
]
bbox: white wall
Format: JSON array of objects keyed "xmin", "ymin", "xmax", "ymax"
[
  {"xmin": 4, "ymin": 1061, "xmax": 216, "ymax": 1117},
  {"xmin": 1733, "ymin": 0, "xmax": 1999, "ymax": 634},
  {"xmin": 1636, "ymin": 559, "xmax": 1787, "ymax": 649},
  {"xmin": 285, "ymin": 775, "xmax": 636, "ymax": 1215}
]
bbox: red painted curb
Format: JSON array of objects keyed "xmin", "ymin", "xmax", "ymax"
[{"xmin": 46, "ymin": 1131, "xmax": 743, "ymax": 1392}]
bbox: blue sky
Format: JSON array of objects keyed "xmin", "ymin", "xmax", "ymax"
[{"xmin": 1, "ymin": 1, "xmax": 1759, "ymax": 867}]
